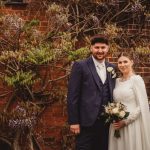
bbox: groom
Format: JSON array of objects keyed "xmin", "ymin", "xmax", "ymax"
[{"xmin": 67, "ymin": 34, "xmax": 116, "ymax": 150}]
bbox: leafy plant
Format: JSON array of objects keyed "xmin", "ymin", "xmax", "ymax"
[
  {"xmin": 68, "ymin": 47, "xmax": 90, "ymax": 61},
  {"xmin": 3, "ymin": 71, "xmax": 39, "ymax": 87},
  {"xmin": 21, "ymin": 45, "xmax": 59, "ymax": 65}
]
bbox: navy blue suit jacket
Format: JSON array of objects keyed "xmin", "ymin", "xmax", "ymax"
[{"xmin": 67, "ymin": 56, "xmax": 116, "ymax": 126}]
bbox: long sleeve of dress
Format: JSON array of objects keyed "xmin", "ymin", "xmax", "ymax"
[
  {"xmin": 124, "ymin": 75, "xmax": 150, "ymax": 126},
  {"xmin": 124, "ymin": 106, "xmax": 141, "ymax": 125}
]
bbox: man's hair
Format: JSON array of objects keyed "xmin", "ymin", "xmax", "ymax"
[{"xmin": 90, "ymin": 34, "xmax": 109, "ymax": 45}]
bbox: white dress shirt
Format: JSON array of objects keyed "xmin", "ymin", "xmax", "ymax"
[{"xmin": 92, "ymin": 56, "xmax": 106, "ymax": 84}]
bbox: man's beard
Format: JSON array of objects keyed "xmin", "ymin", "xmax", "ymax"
[{"xmin": 93, "ymin": 52, "xmax": 107, "ymax": 61}]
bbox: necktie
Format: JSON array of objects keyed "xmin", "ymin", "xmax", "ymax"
[{"xmin": 97, "ymin": 64, "xmax": 106, "ymax": 84}]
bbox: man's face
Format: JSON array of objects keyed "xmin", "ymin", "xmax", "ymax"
[{"xmin": 90, "ymin": 43, "xmax": 109, "ymax": 61}]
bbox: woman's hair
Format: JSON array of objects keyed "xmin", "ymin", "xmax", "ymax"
[{"xmin": 118, "ymin": 52, "xmax": 133, "ymax": 61}]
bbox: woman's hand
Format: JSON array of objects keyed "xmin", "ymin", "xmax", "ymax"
[{"xmin": 113, "ymin": 120, "xmax": 126, "ymax": 130}]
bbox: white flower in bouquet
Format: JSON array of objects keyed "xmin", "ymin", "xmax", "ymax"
[
  {"xmin": 110, "ymin": 103, "xmax": 115, "ymax": 107},
  {"xmin": 112, "ymin": 107, "xmax": 119, "ymax": 114},
  {"xmin": 116, "ymin": 102, "xmax": 121, "ymax": 108},
  {"xmin": 105, "ymin": 107, "xmax": 110, "ymax": 113},
  {"xmin": 119, "ymin": 111, "xmax": 126, "ymax": 118}
]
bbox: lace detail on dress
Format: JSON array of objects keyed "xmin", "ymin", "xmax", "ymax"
[{"xmin": 124, "ymin": 107, "xmax": 141, "ymax": 125}]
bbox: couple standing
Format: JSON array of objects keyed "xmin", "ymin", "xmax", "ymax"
[{"xmin": 67, "ymin": 35, "xmax": 150, "ymax": 150}]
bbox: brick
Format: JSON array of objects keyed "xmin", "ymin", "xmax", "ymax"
[
  {"xmin": 143, "ymin": 67, "xmax": 150, "ymax": 72},
  {"xmin": 11, "ymin": 6, "xmax": 27, "ymax": 11},
  {"xmin": 40, "ymin": 21, "xmax": 48, "ymax": 26},
  {"xmin": 108, "ymin": 57, "xmax": 118, "ymax": 62},
  {"xmin": 135, "ymin": 68, "xmax": 143, "ymax": 73},
  {"xmin": 142, "ymin": 72, "xmax": 150, "ymax": 77},
  {"xmin": 39, "ymin": 26, "xmax": 48, "ymax": 32}
]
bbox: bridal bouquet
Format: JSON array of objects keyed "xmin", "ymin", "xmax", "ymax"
[{"xmin": 102, "ymin": 102, "xmax": 129, "ymax": 138}]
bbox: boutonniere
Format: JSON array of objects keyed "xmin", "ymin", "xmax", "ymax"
[{"xmin": 107, "ymin": 67, "xmax": 116, "ymax": 78}]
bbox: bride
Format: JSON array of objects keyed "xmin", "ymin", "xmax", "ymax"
[{"xmin": 109, "ymin": 52, "xmax": 150, "ymax": 150}]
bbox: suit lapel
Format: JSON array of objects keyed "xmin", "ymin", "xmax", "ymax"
[{"xmin": 87, "ymin": 57, "xmax": 102, "ymax": 90}]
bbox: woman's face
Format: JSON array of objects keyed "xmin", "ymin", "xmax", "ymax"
[{"xmin": 118, "ymin": 56, "xmax": 133, "ymax": 74}]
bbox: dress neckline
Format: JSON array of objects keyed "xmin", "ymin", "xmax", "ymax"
[{"xmin": 119, "ymin": 74, "xmax": 136, "ymax": 82}]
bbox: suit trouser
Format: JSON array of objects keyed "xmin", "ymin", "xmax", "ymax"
[{"xmin": 75, "ymin": 119, "xmax": 109, "ymax": 150}]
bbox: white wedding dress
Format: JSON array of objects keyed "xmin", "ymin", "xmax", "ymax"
[{"xmin": 109, "ymin": 75, "xmax": 150, "ymax": 150}]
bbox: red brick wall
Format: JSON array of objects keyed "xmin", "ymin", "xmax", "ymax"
[{"xmin": 0, "ymin": 2, "xmax": 150, "ymax": 150}]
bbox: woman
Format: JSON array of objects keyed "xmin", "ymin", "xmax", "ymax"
[{"xmin": 109, "ymin": 52, "xmax": 150, "ymax": 150}]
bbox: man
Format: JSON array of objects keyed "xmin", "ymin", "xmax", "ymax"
[{"xmin": 67, "ymin": 35, "xmax": 116, "ymax": 150}]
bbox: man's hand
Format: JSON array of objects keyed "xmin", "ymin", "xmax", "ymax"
[{"xmin": 70, "ymin": 124, "xmax": 80, "ymax": 135}]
